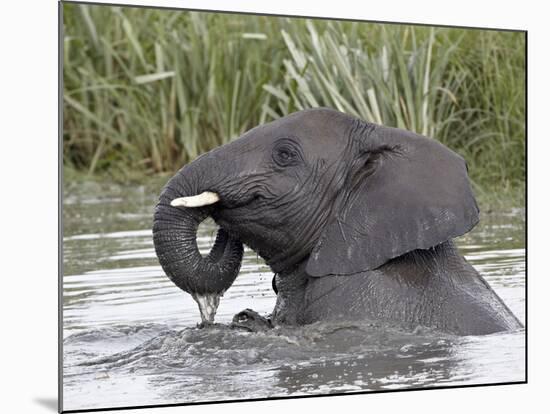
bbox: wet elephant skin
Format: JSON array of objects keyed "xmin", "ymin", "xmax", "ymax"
[{"xmin": 153, "ymin": 108, "xmax": 523, "ymax": 335}]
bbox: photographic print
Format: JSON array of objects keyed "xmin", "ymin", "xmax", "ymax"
[{"xmin": 61, "ymin": 1, "xmax": 526, "ymax": 411}]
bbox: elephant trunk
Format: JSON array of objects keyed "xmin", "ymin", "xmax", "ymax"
[{"xmin": 152, "ymin": 168, "xmax": 244, "ymax": 322}]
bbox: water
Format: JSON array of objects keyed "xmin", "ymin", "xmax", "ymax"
[{"xmin": 62, "ymin": 181, "xmax": 526, "ymax": 411}]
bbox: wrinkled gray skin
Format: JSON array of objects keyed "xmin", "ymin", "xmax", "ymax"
[{"xmin": 153, "ymin": 108, "xmax": 522, "ymax": 336}]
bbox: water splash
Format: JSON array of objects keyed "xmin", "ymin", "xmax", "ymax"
[
  {"xmin": 192, "ymin": 293, "xmax": 221, "ymax": 324},
  {"xmin": 63, "ymin": 320, "xmax": 525, "ymax": 410}
]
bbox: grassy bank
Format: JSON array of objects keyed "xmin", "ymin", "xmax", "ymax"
[{"xmin": 63, "ymin": 3, "xmax": 525, "ymax": 197}]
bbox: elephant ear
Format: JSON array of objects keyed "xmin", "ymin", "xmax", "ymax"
[{"xmin": 306, "ymin": 125, "xmax": 479, "ymax": 277}]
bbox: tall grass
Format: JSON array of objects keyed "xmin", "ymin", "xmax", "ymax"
[
  {"xmin": 63, "ymin": 4, "xmax": 525, "ymax": 194},
  {"xmin": 64, "ymin": 5, "xmax": 290, "ymax": 175},
  {"xmin": 263, "ymin": 23, "xmax": 461, "ymax": 139}
]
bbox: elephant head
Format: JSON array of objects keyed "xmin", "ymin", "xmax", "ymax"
[{"xmin": 153, "ymin": 108, "xmax": 479, "ymax": 320}]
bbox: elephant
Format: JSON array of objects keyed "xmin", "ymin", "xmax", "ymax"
[{"xmin": 153, "ymin": 108, "xmax": 523, "ymax": 336}]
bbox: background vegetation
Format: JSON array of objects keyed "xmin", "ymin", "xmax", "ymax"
[{"xmin": 63, "ymin": 3, "xmax": 525, "ymax": 200}]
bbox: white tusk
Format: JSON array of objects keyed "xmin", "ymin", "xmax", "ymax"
[{"xmin": 170, "ymin": 191, "xmax": 220, "ymax": 208}]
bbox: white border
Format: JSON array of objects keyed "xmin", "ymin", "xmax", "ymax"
[{"xmin": 2, "ymin": 1, "xmax": 547, "ymax": 413}]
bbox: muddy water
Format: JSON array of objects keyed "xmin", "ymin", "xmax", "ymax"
[{"xmin": 62, "ymin": 181, "xmax": 525, "ymax": 411}]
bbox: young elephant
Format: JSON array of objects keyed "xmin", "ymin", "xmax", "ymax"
[{"xmin": 153, "ymin": 108, "xmax": 522, "ymax": 335}]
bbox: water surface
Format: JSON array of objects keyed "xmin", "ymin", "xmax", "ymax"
[{"xmin": 62, "ymin": 181, "xmax": 525, "ymax": 411}]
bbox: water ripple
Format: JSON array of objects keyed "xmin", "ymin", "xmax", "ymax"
[{"xmin": 62, "ymin": 187, "xmax": 525, "ymax": 411}]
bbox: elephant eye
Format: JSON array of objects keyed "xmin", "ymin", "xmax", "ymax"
[
  {"xmin": 273, "ymin": 140, "xmax": 301, "ymax": 167},
  {"xmin": 279, "ymin": 149, "xmax": 292, "ymax": 161}
]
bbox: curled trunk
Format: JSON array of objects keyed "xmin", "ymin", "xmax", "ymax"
[{"xmin": 152, "ymin": 180, "xmax": 243, "ymax": 297}]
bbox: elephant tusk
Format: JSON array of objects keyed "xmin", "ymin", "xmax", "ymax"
[{"xmin": 170, "ymin": 191, "xmax": 220, "ymax": 208}]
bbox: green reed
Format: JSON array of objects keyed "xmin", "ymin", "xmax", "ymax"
[{"xmin": 62, "ymin": 3, "xmax": 525, "ymax": 196}]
